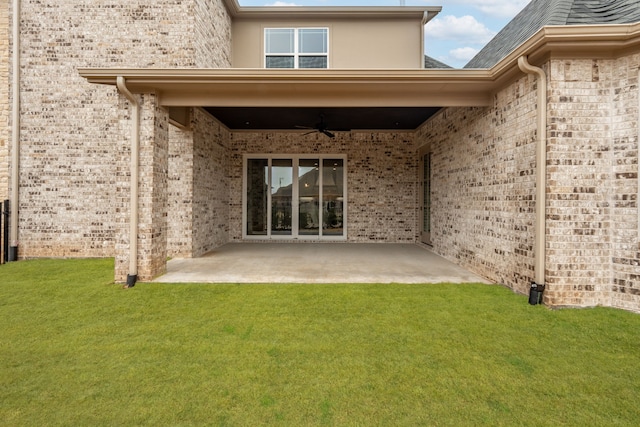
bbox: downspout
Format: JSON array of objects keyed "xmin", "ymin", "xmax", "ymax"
[
  {"xmin": 9, "ymin": 0, "xmax": 20, "ymax": 261},
  {"xmin": 116, "ymin": 76, "xmax": 140, "ymax": 288},
  {"xmin": 518, "ymin": 55, "xmax": 547, "ymax": 296}
]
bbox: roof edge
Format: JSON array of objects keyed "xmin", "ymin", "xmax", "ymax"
[
  {"xmin": 478, "ymin": 22, "xmax": 640, "ymax": 84},
  {"xmin": 222, "ymin": 0, "xmax": 441, "ymax": 20}
]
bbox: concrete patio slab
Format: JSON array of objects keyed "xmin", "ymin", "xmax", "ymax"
[{"xmin": 154, "ymin": 243, "xmax": 492, "ymax": 284}]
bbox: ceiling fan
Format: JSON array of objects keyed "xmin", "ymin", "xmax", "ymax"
[{"xmin": 296, "ymin": 114, "xmax": 340, "ymax": 138}]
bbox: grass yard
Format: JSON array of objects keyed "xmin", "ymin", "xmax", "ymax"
[{"xmin": 1, "ymin": 258, "xmax": 639, "ymax": 426}]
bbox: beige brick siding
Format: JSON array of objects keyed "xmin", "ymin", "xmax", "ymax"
[
  {"xmin": 228, "ymin": 131, "xmax": 418, "ymax": 243},
  {"xmin": 416, "ymin": 78, "xmax": 538, "ymax": 296},
  {"xmin": 167, "ymin": 109, "xmax": 231, "ymax": 259},
  {"xmin": 610, "ymin": 55, "xmax": 640, "ymax": 311},
  {"xmin": 420, "ymin": 56, "xmax": 640, "ymax": 311},
  {"xmin": 0, "ymin": 1, "xmax": 8, "ymax": 201},
  {"xmin": 115, "ymin": 94, "xmax": 169, "ymax": 282},
  {"xmin": 546, "ymin": 59, "xmax": 613, "ymax": 307},
  {"xmin": 168, "ymin": 123, "xmax": 195, "ymax": 258},
  {"xmin": 192, "ymin": 109, "xmax": 231, "ymax": 254},
  {"xmin": 546, "ymin": 55, "xmax": 640, "ymax": 311},
  {"xmin": 15, "ymin": 1, "xmax": 231, "ymax": 261},
  {"xmin": 195, "ymin": 0, "xmax": 232, "ymax": 68}
]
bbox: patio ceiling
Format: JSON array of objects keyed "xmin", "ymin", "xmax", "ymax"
[{"xmin": 203, "ymin": 107, "xmax": 443, "ymax": 131}]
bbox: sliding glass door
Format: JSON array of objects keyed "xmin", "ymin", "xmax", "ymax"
[{"xmin": 244, "ymin": 155, "xmax": 346, "ymax": 240}]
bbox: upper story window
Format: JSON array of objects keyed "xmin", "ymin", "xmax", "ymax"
[{"xmin": 265, "ymin": 28, "xmax": 328, "ymax": 69}]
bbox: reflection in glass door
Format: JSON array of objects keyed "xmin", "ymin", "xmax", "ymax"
[
  {"xmin": 322, "ymin": 159, "xmax": 344, "ymax": 236},
  {"xmin": 246, "ymin": 158, "xmax": 268, "ymax": 236},
  {"xmin": 244, "ymin": 155, "xmax": 346, "ymax": 240},
  {"xmin": 298, "ymin": 159, "xmax": 319, "ymax": 236},
  {"xmin": 271, "ymin": 159, "xmax": 293, "ymax": 235}
]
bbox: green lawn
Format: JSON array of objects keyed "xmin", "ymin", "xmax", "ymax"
[{"xmin": 1, "ymin": 258, "xmax": 639, "ymax": 426}]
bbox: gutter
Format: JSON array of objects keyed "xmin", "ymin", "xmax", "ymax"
[
  {"xmin": 9, "ymin": 0, "xmax": 20, "ymax": 261},
  {"xmin": 517, "ymin": 55, "xmax": 547, "ymax": 294},
  {"xmin": 116, "ymin": 76, "xmax": 140, "ymax": 288}
]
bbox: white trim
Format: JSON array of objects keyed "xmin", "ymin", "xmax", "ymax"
[{"xmin": 243, "ymin": 154, "xmax": 347, "ymax": 241}]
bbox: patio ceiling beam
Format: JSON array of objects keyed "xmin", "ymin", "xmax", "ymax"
[{"xmin": 78, "ymin": 68, "xmax": 496, "ymax": 108}]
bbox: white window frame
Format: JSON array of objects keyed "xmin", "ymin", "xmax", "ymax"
[
  {"xmin": 243, "ymin": 154, "xmax": 347, "ymax": 240},
  {"xmin": 264, "ymin": 27, "xmax": 329, "ymax": 69}
]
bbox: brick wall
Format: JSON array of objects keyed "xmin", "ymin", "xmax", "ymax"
[
  {"xmin": 228, "ymin": 131, "xmax": 418, "ymax": 243},
  {"xmin": 168, "ymin": 122, "xmax": 195, "ymax": 258},
  {"xmin": 195, "ymin": 0, "xmax": 232, "ymax": 68},
  {"xmin": 416, "ymin": 77, "xmax": 538, "ymax": 296},
  {"xmin": 192, "ymin": 109, "xmax": 231, "ymax": 255},
  {"xmin": 0, "ymin": 1, "xmax": 8, "ymax": 201},
  {"xmin": 14, "ymin": 1, "xmax": 231, "ymax": 261},
  {"xmin": 420, "ymin": 56, "xmax": 640, "ymax": 312},
  {"xmin": 546, "ymin": 59, "xmax": 614, "ymax": 307},
  {"xmin": 546, "ymin": 55, "xmax": 640, "ymax": 311},
  {"xmin": 610, "ymin": 54, "xmax": 640, "ymax": 311}
]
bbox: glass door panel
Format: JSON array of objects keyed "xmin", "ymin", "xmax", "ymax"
[
  {"xmin": 271, "ymin": 159, "xmax": 293, "ymax": 235},
  {"xmin": 246, "ymin": 159, "xmax": 269, "ymax": 236},
  {"xmin": 322, "ymin": 159, "xmax": 344, "ymax": 236},
  {"xmin": 245, "ymin": 155, "xmax": 346, "ymax": 240},
  {"xmin": 298, "ymin": 159, "xmax": 320, "ymax": 236}
]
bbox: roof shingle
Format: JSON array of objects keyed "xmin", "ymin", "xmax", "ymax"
[{"xmin": 464, "ymin": 0, "xmax": 640, "ymax": 69}]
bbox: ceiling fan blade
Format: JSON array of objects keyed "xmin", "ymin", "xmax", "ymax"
[
  {"xmin": 302, "ymin": 130, "xmax": 318, "ymax": 136},
  {"xmin": 322, "ymin": 130, "xmax": 335, "ymax": 138}
]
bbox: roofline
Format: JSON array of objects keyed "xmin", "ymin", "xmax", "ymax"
[
  {"xmin": 79, "ymin": 23, "xmax": 640, "ymax": 109},
  {"xmin": 487, "ymin": 22, "xmax": 640, "ymax": 84},
  {"xmin": 78, "ymin": 68, "xmax": 494, "ymax": 107},
  {"xmin": 222, "ymin": 0, "xmax": 441, "ymax": 22}
]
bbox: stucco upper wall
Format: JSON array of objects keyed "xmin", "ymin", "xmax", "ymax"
[{"xmin": 232, "ymin": 17, "xmax": 424, "ymax": 69}]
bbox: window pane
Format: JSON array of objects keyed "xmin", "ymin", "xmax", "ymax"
[
  {"xmin": 246, "ymin": 159, "xmax": 269, "ymax": 236},
  {"xmin": 322, "ymin": 159, "xmax": 344, "ymax": 236},
  {"xmin": 298, "ymin": 159, "xmax": 320, "ymax": 236},
  {"xmin": 271, "ymin": 159, "xmax": 293, "ymax": 235},
  {"xmin": 299, "ymin": 29, "xmax": 327, "ymax": 53},
  {"xmin": 266, "ymin": 56, "xmax": 295, "ymax": 68},
  {"xmin": 265, "ymin": 29, "xmax": 294, "ymax": 53},
  {"xmin": 299, "ymin": 56, "xmax": 327, "ymax": 69}
]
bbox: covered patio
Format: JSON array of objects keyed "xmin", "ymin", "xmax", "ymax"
[{"xmin": 154, "ymin": 243, "xmax": 492, "ymax": 284}]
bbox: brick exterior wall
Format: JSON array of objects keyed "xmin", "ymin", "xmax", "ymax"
[
  {"xmin": 228, "ymin": 131, "xmax": 418, "ymax": 243},
  {"xmin": 546, "ymin": 55, "xmax": 640, "ymax": 311},
  {"xmin": 0, "ymin": 1, "xmax": 7, "ymax": 202},
  {"xmin": 416, "ymin": 78, "xmax": 538, "ymax": 296},
  {"xmin": 168, "ymin": 123, "xmax": 195, "ymax": 258},
  {"xmin": 13, "ymin": 1, "xmax": 231, "ymax": 269},
  {"xmin": 115, "ymin": 95, "xmax": 169, "ymax": 282},
  {"xmin": 167, "ymin": 108, "xmax": 231, "ymax": 258},
  {"xmin": 195, "ymin": 0, "xmax": 232, "ymax": 68},
  {"xmin": 610, "ymin": 55, "xmax": 640, "ymax": 311},
  {"xmin": 419, "ymin": 55, "xmax": 640, "ymax": 312},
  {"xmin": 192, "ymin": 109, "xmax": 231, "ymax": 254}
]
